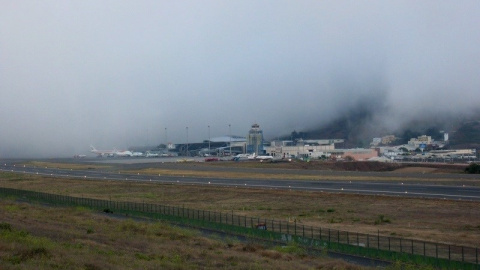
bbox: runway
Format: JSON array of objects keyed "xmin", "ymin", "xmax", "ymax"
[{"xmin": 2, "ymin": 160, "xmax": 480, "ymax": 201}]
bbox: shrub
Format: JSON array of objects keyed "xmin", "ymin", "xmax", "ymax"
[
  {"xmin": 374, "ymin": 215, "xmax": 391, "ymax": 225},
  {"xmin": 465, "ymin": 163, "xmax": 480, "ymax": 174},
  {"xmin": 0, "ymin": 222, "xmax": 12, "ymax": 231}
]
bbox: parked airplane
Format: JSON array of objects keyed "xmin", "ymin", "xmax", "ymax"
[
  {"xmin": 115, "ymin": 150, "xmax": 133, "ymax": 157},
  {"xmin": 90, "ymin": 145, "xmax": 116, "ymax": 157},
  {"xmin": 145, "ymin": 151, "xmax": 158, "ymax": 157},
  {"xmin": 232, "ymin": 153, "xmax": 256, "ymax": 161},
  {"xmin": 132, "ymin": 152, "xmax": 144, "ymax": 157}
]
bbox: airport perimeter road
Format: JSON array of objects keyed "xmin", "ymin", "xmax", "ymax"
[{"xmin": 2, "ymin": 162, "xmax": 480, "ymax": 201}]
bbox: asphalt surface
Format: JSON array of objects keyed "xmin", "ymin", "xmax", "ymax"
[{"xmin": 2, "ymin": 159, "xmax": 480, "ymax": 201}]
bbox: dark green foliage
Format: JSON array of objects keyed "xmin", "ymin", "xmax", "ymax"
[
  {"xmin": 374, "ymin": 215, "xmax": 391, "ymax": 225},
  {"xmin": 465, "ymin": 163, "xmax": 480, "ymax": 174},
  {"xmin": 0, "ymin": 222, "xmax": 12, "ymax": 231},
  {"xmin": 451, "ymin": 121, "xmax": 480, "ymax": 145}
]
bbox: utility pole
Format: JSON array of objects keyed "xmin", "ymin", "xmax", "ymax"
[
  {"xmin": 186, "ymin": 126, "xmax": 189, "ymax": 156},
  {"xmin": 229, "ymin": 124, "xmax": 232, "ymax": 157},
  {"xmin": 165, "ymin": 127, "xmax": 168, "ymax": 150},
  {"xmin": 208, "ymin": 125, "xmax": 211, "ymax": 154}
]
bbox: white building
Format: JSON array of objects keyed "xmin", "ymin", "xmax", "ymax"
[
  {"xmin": 408, "ymin": 135, "xmax": 433, "ymax": 148},
  {"xmin": 265, "ymin": 139, "xmax": 335, "ymax": 158}
]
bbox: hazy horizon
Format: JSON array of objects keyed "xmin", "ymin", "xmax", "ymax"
[{"xmin": 1, "ymin": 1, "xmax": 479, "ymax": 158}]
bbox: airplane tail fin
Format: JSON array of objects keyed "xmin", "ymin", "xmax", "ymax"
[{"xmin": 90, "ymin": 145, "xmax": 97, "ymax": 151}]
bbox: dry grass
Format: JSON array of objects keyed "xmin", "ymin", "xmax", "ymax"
[
  {"xmin": 1, "ymin": 171, "xmax": 480, "ymax": 248},
  {"xmin": 0, "ymin": 199, "xmax": 366, "ymax": 269},
  {"xmin": 24, "ymin": 161, "xmax": 110, "ymax": 170},
  {"xmin": 126, "ymin": 167, "xmax": 408, "ymax": 181}
]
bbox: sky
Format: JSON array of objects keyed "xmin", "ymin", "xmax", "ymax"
[{"xmin": 1, "ymin": 1, "xmax": 479, "ymax": 158}]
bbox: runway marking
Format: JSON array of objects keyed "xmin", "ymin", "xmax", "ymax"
[{"xmin": 3, "ymin": 168, "xmax": 480, "ymax": 201}]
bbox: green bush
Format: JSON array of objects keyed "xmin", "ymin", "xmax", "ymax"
[
  {"xmin": 464, "ymin": 163, "xmax": 480, "ymax": 174},
  {"xmin": 0, "ymin": 222, "xmax": 12, "ymax": 231},
  {"xmin": 374, "ymin": 215, "xmax": 391, "ymax": 225}
]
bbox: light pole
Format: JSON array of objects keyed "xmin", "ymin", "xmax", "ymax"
[
  {"xmin": 208, "ymin": 125, "xmax": 211, "ymax": 154},
  {"xmin": 165, "ymin": 127, "xmax": 168, "ymax": 149},
  {"xmin": 186, "ymin": 126, "xmax": 189, "ymax": 156},
  {"xmin": 229, "ymin": 124, "xmax": 232, "ymax": 157}
]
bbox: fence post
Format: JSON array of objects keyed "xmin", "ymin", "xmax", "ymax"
[
  {"xmin": 378, "ymin": 230, "xmax": 380, "ymax": 250},
  {"xmin": 303, "ymin": 225, "xmax": 305, "ymax": 238},
  {"xmin": 294, "ymin": 220, "xmax": 297, "ymax": 236},
  {"xmin": 347, "ymin": 231, "xmax": 349, "ymax": 245},
  {"xmin": 328, "ymin": 229, "xmax": 330, "ymax": 243},
  {"xmin": 367, "ymin": 234, "xmax": 369, "ymax": 248},
  {"xmin": 411, "ymin": 240, "xmax": 414, "ymax": 254},
  {"xmin": 357, "ymin": 233, "xmax": 359, "ymax": 251}
]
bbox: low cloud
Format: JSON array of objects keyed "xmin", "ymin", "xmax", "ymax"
[{"xmin": 1, "ymin": 1, "xmax": 479, "ymax": 157}]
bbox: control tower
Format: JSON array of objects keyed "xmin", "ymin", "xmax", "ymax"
[{"xmin": 246, "ymin": 123, "xmax": 263, "ymax": 154}]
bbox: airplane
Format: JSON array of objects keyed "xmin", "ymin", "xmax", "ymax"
[
  {"xmin": 115, "ymin": 150, "xmax": 133, "ymax": 157},
  {"xmin": 90, "ymin": 145, "xmax": 116, "ymax": 157},
  {"xmin": 132, "ymin": 152, "xmax": 144, "ymax": 157},
  {"xmin": 145, "ymin": 151, "xmax": 158, "ymax": 157}
]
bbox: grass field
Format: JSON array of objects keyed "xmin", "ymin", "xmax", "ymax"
[
  {"xmin": 1, "ymin": 160, "xmax": 479, "ymax": 269},
  {"xmin": 1, "ymin": 168, "xmax": 479, "ymax": 248},
  {"xmin": 1, "ymin": 199, "xmax": 367, "ymax": 269}
]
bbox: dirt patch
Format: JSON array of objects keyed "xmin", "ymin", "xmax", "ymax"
[
  {"xmin": 391, "ymin": 167, "xmax": 438, "ymax": 173},
  {"xmin": 208, "ymin": 160, "xmax": 467, "ymax": 174}
]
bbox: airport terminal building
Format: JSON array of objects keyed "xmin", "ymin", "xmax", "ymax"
[{"xmin": 265, "ymin": 139, "xmax": 378, "ymax": 161}]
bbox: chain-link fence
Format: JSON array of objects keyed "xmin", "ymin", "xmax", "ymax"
[{"xmin": 1, "ymin": 187, "xmax": 478, "ymax": 269}]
